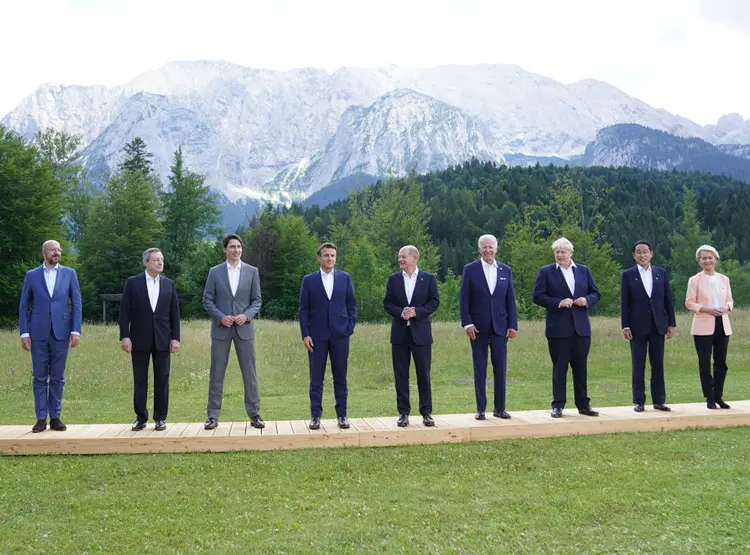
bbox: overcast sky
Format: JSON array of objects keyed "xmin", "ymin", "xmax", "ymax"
[{"xmin": 2, "ymin": 0, "xmax": 749, "ymax": 125}]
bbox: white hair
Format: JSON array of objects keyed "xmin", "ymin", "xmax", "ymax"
[
  {"xmin": 477, "ymin": 234, "xmax": 498, "ymax": 248},
  {"xmin": 551, "ymin": 237, "xmax": 574, "ymax": 252},
  {"xmin": 142, "ymin": 247, "xmax": 162, "ymax": 263},
  {"xmin": 400, "ymin": 245, "xmax": 420, "ymax": 258},
  {"xmin": 695, "ymin": 245, "xmax": 720, "ymax": 260}
]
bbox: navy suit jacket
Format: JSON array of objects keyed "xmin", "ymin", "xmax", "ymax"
[
  {"xmin": 620, "ymin": 265, "xmax": 676, "ymax": 337},
  {"xmin": 119, "ymin": 274, "xmax": 180, "ymax": 351},
  {"xmin": 19, "ymin": 264, "xmax": 82, "ymax": 341},
  {"xmin": 384, "ymin": 270, "xmax": 440, "ymax": 346},
  {"xmin": 459, "ymin": 260, "xmax": 518, "ymax": 335},
  {"xmin": 532, "ymin": 263, "xmax": 600, "ymax": 338},
  {"xmin": 298, "ymin": 269, "xmax": 357, "ymax": 342}
]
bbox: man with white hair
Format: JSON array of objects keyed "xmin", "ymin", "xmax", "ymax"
[
  {"xmin": 459, "ymin": 234, "xmax": 518, "ymax": 419},
  {"xmin": 19, "ymin": 240, "xmax": 82, "ymax": 433},
  {"xmin": 532, "ymin": 237, "xmax": 600, "ymax": 418}
]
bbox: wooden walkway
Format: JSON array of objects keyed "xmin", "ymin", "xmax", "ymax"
[{"xmin": 2, "ymin": 400, "xmax": 749, "ymax": 455}]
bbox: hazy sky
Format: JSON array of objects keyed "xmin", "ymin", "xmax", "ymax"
[{"xmin": 2, "ymin": 0, "xmax": 749, "ymax": 125}]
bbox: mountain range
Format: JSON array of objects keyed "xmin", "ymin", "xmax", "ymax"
[{"xmin": 4, "ymin": 60, "xmax": 750, "ymax": 206}]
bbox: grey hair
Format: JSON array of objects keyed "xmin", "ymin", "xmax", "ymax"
[
  {"xmin": 42, "ymin": 240, "xmax": 61, "ymax": 251},
  {"xmin": 142, "ymin": 248, "xmax": 162, "ymax": 263},
  {"xmin": 551, "ymin": 237, "xmax": 574, "ymax": 252},
  {"xmin": 400, "ymin": 245, "xmax": 420, "ymax": 258},
  {"xmin": 695, "ymin": 245, "xmax": 720, "ymax": 260},
  {"xmin": 477, "ymin": 234, "xmax": 498, "ymax": 248}
]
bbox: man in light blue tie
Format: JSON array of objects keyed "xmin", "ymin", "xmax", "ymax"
[{"xmin": 19, "ymin": 240, "xmax": 82, "ymax": 433}]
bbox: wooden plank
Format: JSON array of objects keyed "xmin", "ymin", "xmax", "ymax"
[
  {"xmin": 229, "ymin": 422, "xmax": 247, "ymax": 437},
  {"xmin": 261, "ymin": 421, "xmax": 278, "ymax": 435},
  {"xmin": 80, "ymin": 424, "xmax": 119, "ymax": 439},
  {"xmin": 163, "ymin": 422, "xmax": 189, "ymax": 438},
  {"xmin": 212, "ymin": 422, "xmax": 232, "ymax": 437},
  {"xmin": 180, "ymin": 422, "xmax": 204, "ymax": 438},
  {"xmin": 361, "ymin": 418, "xmax": 390, "ymax": 432},
  {"xmin": 348, "ymin": 418, "xmax": 373, "ymax": 432},
  {"xmin": 0, "ymin": 426, "xmax": 34, "ymax": 439},
  {"xmin": 290, "ymin": 420, "xmax": 310, "ymax": 434},
  {"xmin": 320, "ymin": 419, "xmax": 343, "ymax": 434},
  {"xmin": 276, "ymin": 420, "xmax": 294, "ymax": 435}
]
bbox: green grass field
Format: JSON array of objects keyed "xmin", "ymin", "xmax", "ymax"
[{"xmin": 1, "ymin": 313, "xmax": 749, "ymax": 553}]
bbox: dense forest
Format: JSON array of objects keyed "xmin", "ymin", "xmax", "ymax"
[{"xmin": 3, "ymin": 126, "xmax": 750, "ymax": 327}]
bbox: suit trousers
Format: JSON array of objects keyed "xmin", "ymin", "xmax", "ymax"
[
  {"xmin": 131, "ymin": 336, "xmax": 171, "ymax": 422},
  {"xmin": 207, "ymin": 326, "xmax": 260, "ymax": 419},
  {"xmin": 470, "ymin": 330, "xmax": 508, "ymax": 413},
  {"xmin": 392, "ymin": 328, "xmax": 432, "ymax": 415},
  {"xmin": 547, "ymin": 335, "xmax": 591, "ymax": 410},
  {"xmin": 630, "ymin": 321, "xmax": 667, "ymax": 405},
  {"xmin": 308, "ymin": 337, "xmax": 349, "ymax": 417},
  {"xmin": 693, "ymin": 317, "xmax": 730, "ymax": 402},
  {"xmin": 31, "ymin": 331, "xmax": 69, "ymax": 420}
]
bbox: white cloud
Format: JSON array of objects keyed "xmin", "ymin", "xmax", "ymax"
[{"xmin": 1, "ymin": 0, "xmax": 749, "ymax": 125}]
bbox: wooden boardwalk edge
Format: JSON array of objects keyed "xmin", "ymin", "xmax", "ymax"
[{"xmin": 2, "ymin": 400, "xmax": 749, "ymax": 455}]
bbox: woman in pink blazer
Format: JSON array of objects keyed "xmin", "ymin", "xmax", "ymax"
[{"xmin": 685, "ymin": 245, "xmax": 733, "ymax": 409}]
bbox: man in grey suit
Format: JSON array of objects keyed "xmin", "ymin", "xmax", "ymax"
[{"xmin": 203, "ymin": 233, "xmax": 264, "ymax": 430}]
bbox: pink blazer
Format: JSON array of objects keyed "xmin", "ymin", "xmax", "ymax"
[{"xmin": 685, "ymin": 272, "xmax": 733, "ymax": 336}]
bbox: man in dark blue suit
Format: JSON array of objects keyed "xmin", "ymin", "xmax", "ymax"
[
  {"xmin": 299, "ymin": 243, "xmax": 357, "ymax": 429},
  {"xmin": 532, "ymin": 237, "xmax": 600, "ymax": 418},
  {"xmin": 621, "ymin": 240, "xmax": 676, "ymax": 412},
  {"xmin": 120, "ymin": 248, "xmax": 180, "ymax": 431},
  {"xmin": 384, "ymin": 245, "xmax": 440, "ymax": 427},
  {"xmin": 19, "ymin": 240, "xmax": 82, "ymax": 433},
  {"xmin": 459, "ymin": 234, "xmax": 518, "ymax": 420}
]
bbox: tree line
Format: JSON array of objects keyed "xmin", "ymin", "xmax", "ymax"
[{"xmin": 3, "ymin": 127, "xmax": 749, "ymax": 328}]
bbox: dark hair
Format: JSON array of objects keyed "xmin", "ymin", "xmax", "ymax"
[
  {"xmin": 632, "ymin": 240, "xmax": 652, "ymax": 253},
  {"xmin": 223, "ymin": 233, "xmax": 244, "ymax": 248},
  {"xmin": 317, "ymin": 242, "xmax": 337, "ymax": 256}
]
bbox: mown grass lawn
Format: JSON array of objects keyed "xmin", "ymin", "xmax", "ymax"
[{"xmin": 1, "ymin": 312, "xmax": 749, "ymax": 553}]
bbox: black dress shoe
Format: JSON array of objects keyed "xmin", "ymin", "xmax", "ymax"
[
  {"xmin": 337, "ymin": 416, "xmax": 350, "ymax": 429},
  {"xmin": 309, "ymin": 416, "xmax": 321, "ymax": 430},
  {"xmin": 154, "ymin": 420, "xmax": 166, "ymax": 431},
  {"xmin": 551, "ymin": 407, "xmax": 563, "ymax": 418},
  {"xmin": 653, "ymin": 404, "xmax": 671, "ymax": 412},
  {"xmin": 475, "ymin": 412, "xmax": 486, "ymax": 420},
  {"xmin": 716, "ymin": 399, "xmax": 731, "ymax": 409},
  {"xmin": 634, "ymin": 404, "xmax": 645, "ymax": 412},
  {"xmin": 49, "ymin": 418, "xmax": 67, "ymax": 431},
  {"xmin": 493, "ymin": 410, "xmax": 511, "ymax": 419},
  {"xmin": 250, "ymin": 414, "xmax": 265, "ymax": 429},
  {"xmin": 131, "ymin": 420, "xmax": 147, "ymax": 431},
  {"xmin": 578, "ymin": 407, "xmax": 599, "ymax": 417},
  {"xmin": 32, "ymin": 419, "xmax": 47, "ymax": 433},
  {"xmin": 707, "ymin": 400, "xmax": 717, "ymax": 409},
  {"xmin": 397, "ymin": 414, "xmax": 409, "ymax": 427},
  {"xmin": 204, "ymin": 417, "xmax": 218, "ymax": 430},
  {"xmin": 422, "ymin": 414, "xmax": 435, "ymax": 427}
]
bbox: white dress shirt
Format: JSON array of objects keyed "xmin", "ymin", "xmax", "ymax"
[
  {"xmin": 557, "ymin": 261, "xmax": 577, "ymax": 296},
  {"xmin": 482, "ymin": 259, "xmax": 497, "ymax": 294},
  {"xmin": 705, "ymin": 273, "xmax": 723, "ymax": 308},
  {"xmin": 44, "ymin": 263, "xmax": 58, "ymax": 297},
  {"xmin": 320, "ymin": 268, "xmax": 334, "ymax": 300},
  {"xmin": 145, "ymin": 271, "xmax": 160, "ymax": 312},
  {"xmin": 638, "ymin": 264, "xmax": 653, "ymax": 298},
  {"xmin": 227, "ymin": 261, "xmax": 241, "ymax": 296},
  {"xmin": 403, "ymin": 267, "xmax": 419, "ymax": 304}
]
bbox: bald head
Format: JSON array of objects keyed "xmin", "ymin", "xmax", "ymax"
[{"xmin": 398, "ymin": 245, "xmax": 420, "ymax": 274}]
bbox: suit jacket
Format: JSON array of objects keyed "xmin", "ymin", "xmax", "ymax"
[
  {"xmin": 532, "ymin": 262, "xmax": 600, "ymax": 338},
  {"xmin": 620, "ymin": 265, "xmax": 676, "ymax": 337},
  {"xmin": 119, "ymin": 273, "xmax": 180, "ymax": 351},
  {"xmin": 203, "ymin": 262, "xmax": 262, "ymax": 340},
  {"xmin": 19, "ymin": 264, "xmax": 82, "ymax": 341},
  {"xmin": 685, "ymin": 271, "xmax": 733, "ymax": 336},
  {"xmin": 298, "ymin": 269, "xmax": 357, "ymax": 341},
  {"xmin": 459, "ymin": 259, "xmax": 518, "ymax": 335},
  {"xmin": 384, "ymin": 270, "xmax": 440, "ymax": 346}
]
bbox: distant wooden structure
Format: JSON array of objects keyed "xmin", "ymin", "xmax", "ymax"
[
  {"xmin": 100, "ymin": 294, "xmax": 195, "ymax": 322},
  {"xmin": 2, "ymin": 401, "xmax": 749, "ymax": 456}
]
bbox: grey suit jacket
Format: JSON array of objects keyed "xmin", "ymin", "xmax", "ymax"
[{"xmin": 203, "ymin": 261, "xmax": 262, "ymax": 340}]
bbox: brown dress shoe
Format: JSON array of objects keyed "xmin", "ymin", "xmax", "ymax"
[
  {"xmin": 32, "ymin": 419, "xmax": 47, "ymax": 433},
  {"xmin": 49, "ymin": 418, "xmax": 67, "ymax": 431}
]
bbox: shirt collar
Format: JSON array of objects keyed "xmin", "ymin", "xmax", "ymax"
[
  {"xmin": 320, "ymin": 268, "xmax": 334, "ymax": 277},
  {"xmin": 556, "ymin": 261, "xmax": 577, "ymax": 270},
  {"xmin": 43, "ymin": 263, "xmax": 59, "ymax": 272},
  {"xmin": 637, "ymin": 264, "xmax": 651, "ymax": 274},
  {"xmin": 481, "ymin": 259, "xmax": 496, "ymax": 270},
  {"xmin": 226, "ymin": 261, "xmax": 241, "ymax": 271},
  {"xmin": 144, "ymin": 271, "xmax": 160, "ymax": 282},
  {"xmin": 402, "ymin": 267, "xmax": 420, "ymax": 279}
]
